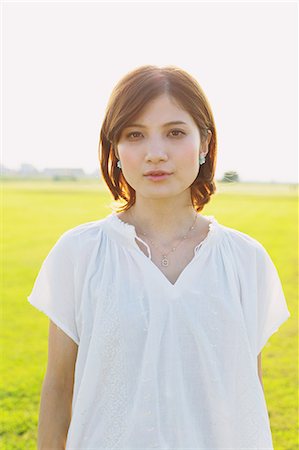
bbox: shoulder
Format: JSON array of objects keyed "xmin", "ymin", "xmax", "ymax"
[
  {"xmin": 52, "ymin": 216, "xmax": 110, "ymax": 260},
  {"xmin": 217, "ymin": 222, "xmax": 268, "ymax": 260},
  {"xmin": 61, "ymin": 216, "xmax": 108, "ymax": 239},
  {"xmin": 216, "ymin": 223, "xmax": 277, "ymax": 289}
]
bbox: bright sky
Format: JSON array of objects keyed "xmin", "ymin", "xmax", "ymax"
[{"xmin": 2, "ymin": 2, "xmax": 298, "ymax": 182}]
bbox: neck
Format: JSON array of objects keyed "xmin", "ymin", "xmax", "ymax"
[{"xmin": 124, "ymin": 196, "xmax": 199, "ymax": 246}]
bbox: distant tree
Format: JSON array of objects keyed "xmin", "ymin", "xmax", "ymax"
[{"xmin": 221, "ymin": 171, "xmax": 240, "ymax": 182}]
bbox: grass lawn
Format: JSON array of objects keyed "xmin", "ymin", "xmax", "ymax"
[{"xmin": 1, "ymin": 179, "xmax": 298, "ymax": 449}]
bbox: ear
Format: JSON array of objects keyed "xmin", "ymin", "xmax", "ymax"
[
  {"xmin": 200, "ymin": 129, "xmax": 212, "ymax": 157},
  {"xmin": 110, "ymin": 143, "xmax": 119, "ymax": 160}
]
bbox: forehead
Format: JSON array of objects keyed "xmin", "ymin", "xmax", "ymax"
[{"xmin": 129, "ymin": 94, "xmax": 195, "ymax": 126}]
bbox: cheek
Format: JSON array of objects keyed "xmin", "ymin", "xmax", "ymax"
[
  {"xmin": 177, "ymin": 142, "xmax": 199, "ymax": 166},
  {"xmin": 177, "ymin": 143, "xmax": 200, "ymax": 183},
  {"xmin": 184, "ymin": 149, "xmax": 198, "ymax": 164},
  {"xmin": 118, "ymin": 148, "xmax": 143, "ymax": 182},
  {"xmin": 118, "ymin": 147, "xmax": 140, "ymax": 167}
]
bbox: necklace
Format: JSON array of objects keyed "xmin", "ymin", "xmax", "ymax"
[{"xmin": 129, "ymin": 210, "xmax": 198, "ymax": 267}]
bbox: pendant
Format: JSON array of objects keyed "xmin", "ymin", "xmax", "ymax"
[{"xmin": 161, "ymin": 257, "xmax": 169, "ymax": 267}]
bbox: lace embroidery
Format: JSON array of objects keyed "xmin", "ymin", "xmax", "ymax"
[{"xmin": 95, "ymin": 283, "xmax": 128, "ymax": 448}]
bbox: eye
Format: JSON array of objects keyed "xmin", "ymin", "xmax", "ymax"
[
  {"xmin": 126, "ymin": 131, "xmax": 143, "ymax": 139},
  {"xmin": 169, "ymin": 129, "xmax": 186, "ymax": 137}
]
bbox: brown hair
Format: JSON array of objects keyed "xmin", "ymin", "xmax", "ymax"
[{"xmin": 98, "ymin": 65, "xmax": 217, "ymax": 213}]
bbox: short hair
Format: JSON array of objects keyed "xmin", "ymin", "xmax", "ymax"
[{"xmin": 98, "ymin": 65, "xmax": 217, "ymax": 212}]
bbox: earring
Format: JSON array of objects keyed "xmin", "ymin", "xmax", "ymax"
[
  {"xmin": 117, "ymin": 160, "xmax": 122, "ymax": 169},
  {"xmin": 199, "ymin": 154, "xmax": 206, "ymax": 165}
]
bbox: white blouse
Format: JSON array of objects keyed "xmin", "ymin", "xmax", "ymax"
[{"xmin": 27, "ymin": 212, "xmax": 291, "ymax": 450}]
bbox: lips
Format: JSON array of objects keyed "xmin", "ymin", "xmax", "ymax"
[{"xmin": 144, "ymin": 170, "xmax": 172, "ymax": 176}]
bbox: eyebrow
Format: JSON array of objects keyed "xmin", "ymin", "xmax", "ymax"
[{"xmin": 124, "ymin": 121, "xmax": 188, "ymax": 129}]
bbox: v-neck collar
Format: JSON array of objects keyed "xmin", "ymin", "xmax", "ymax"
[{"xmin": 104, "ymin": 212, "xmax": 220, "ymax": 289}]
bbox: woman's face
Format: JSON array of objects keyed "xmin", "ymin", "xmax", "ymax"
[{"xmin": 116, "ymin": 94, "xmax": 206, "ymax": 201}]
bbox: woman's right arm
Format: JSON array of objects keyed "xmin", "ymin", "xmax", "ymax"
[{"xmin": 37, "ymin": 320, "xmax": 78, "ymax": 450}]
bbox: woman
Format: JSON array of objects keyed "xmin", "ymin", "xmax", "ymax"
[{"xmin": 28, "ymin": 65, "xmax": 290, "ymax": 449}]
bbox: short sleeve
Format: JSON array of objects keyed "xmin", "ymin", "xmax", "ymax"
[
  {"xmin": 255, "ymin": 244, "xmax": 291, "ymax": 355},
  {"xmin": 27, "ymin": 230, "xmax": 79, "ymax": 345}
]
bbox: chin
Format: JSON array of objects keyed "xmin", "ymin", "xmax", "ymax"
[{"xmin": 142, "ymin": 187, "xmax": 185, "ymax": 199}]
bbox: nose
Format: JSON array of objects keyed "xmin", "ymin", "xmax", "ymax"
[{"xmin": 145, "ymin": 137, "xmax": 168, "ymax": 163}]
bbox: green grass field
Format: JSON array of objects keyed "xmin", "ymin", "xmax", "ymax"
[{"xmin": 1, "ymin": 179, "xmax": 298, "ymax": 449}]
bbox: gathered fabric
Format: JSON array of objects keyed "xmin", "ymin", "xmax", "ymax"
[{"xmin": 27, "ymin": 212, "xmax": 290, "ymax": 449}]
